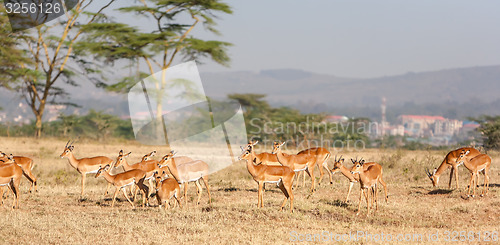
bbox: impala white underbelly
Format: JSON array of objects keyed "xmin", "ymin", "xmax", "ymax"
[
  {"xmin": 294, "ymin": 166, "xmax": 308, "ymax": 172},
  {"xmin": 86, "ymin": 169, "xmax": 99, "ymax": 174}
]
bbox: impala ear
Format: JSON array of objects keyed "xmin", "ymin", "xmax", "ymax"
[
  {"xmin": 240, "ymin": 146, "xmax": 244, "ymax": 151},
  {"xmin": 126, "ymin": 152, "xmax": 131, "ymax": 157},
  {"xmin": 464, "ymin": 150, "xmax": 470, "ymax": 155},
  {"xmin": 360, "ymin": 160, "xmax": 365, "ymax": 164},
  {"xmin": 351, "ymin": 158, "xmax": 355, "ymax": 164},
  {"xmin": 162, "ymin": 170, "xmax": 166, "ymax": 175},
  {"xmin": 280, "ymin": 142, "xmax": 285, "ymax": 147},
  {"xmin": 340, "ymin": 158, "xmax": 344, "ymax": 163},
  {"xmin": 252, "ymin": 140, "xmax": 259, "ymax": 145},
  {"xmin": 69, "ymin": 146, "xmax": 74, "ymax": 151}
]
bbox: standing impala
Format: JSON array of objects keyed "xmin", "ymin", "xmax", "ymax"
[
  {"xmin": 350, "ymin": 158, "xmax": 388, "ymax": 216},
  {"xmin": 59, "ymin": 140, "xmax": 114, "ymax": 197},
  {"xmin": 426, "ymin": 147, "xmax": 481, "ymax": 189},
  {"xmin": 153, "ymin": 171, "xmax": 182, "ymax": 210},
  {"xmin": 330, "ymin": 155, "xmax": 386, "ymax": 202},
  {"xmin": 239, "ymin": 148, "xmax": 295, "ymax": 212},
  {"xmin": 455, "ymin": 150, "xmax": 491, "ymax": 197},
  {"xmin": 0, "ymin": 152, "xmax": 37, "ymax": 193},
  {"xmin": 95, "ymin": 165, "xmax": 149, "ymax": 208},
  {"xmin": 272, "ymin": 141, "xmax": 318, "ymax": 192},
  {"xmin": 0, "ymin": 155, "xmax": 23, "ymax": 209},
  {"xmin": 158, "ymin": 151, "xmax": 211, "ymax": 206}
]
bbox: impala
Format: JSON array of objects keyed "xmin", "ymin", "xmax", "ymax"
[
  {"xmin": 95, "ymin": 165, "xmax": 149, "ymax": 208},
  {"xmin": 153, "ymin": 170, "xmax": 182, "ymax": 209},
  {"xmin": 350, "ymin": 158, "xmax": 388, "ymax": 216},
  {"xmin": 239, "ymin": 148, "xmax": 295, "ymax": 212},
  {"xmin": 425, "ymin": 147, "xmax": 481, "ymax": 189},
  {"xmin": 59, "ymin": 140, "xmax": 115, "ymax": 197},
  {"xmin": 455, "ymin": 150, "xmax": 491, "ymax": 197},
  {"xmin": 0, "ymin": 152, "xmax": 37, "ymax": 192},
  {"xmin": 0, "ymin": 154, "xmax": 23, "ymax": 209},
  {"xmin": 272, "ymin": 141, "xmax": 318, "ymax": 192},
  {"xmin": 330, "ymin": 155, "xmax": 386, "ymax": 202},
  {"xmin": 158, "ymin": 151, "xmax": 211, "ymax": 206}
]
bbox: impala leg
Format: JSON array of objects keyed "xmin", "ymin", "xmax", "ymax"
[
  {"xmin": 453, "ymin": 165, "xmax": 460, "ymax": 189},
  {"xmin": 184, "ymin": 183, "xmax": 188, "ymax": 206},
  {"xmin": 448, "ymin": 166, "xmax": 454, "ymax": 189},
  {"xmin": 9, "ymin": 179, "xmax": 20, "ymax": 209},
  {"xmin": 346, "ymin": 182, "xmax": 354, "ymax": 203},
  {"xmin": 194, "ymin": 180, "xmax": 203, "ymax": 206},
  {"xmin": 356, "ymin": 189, "xmax": 363, "ymax": 215},
  {"xmin": 294, "ymin": 171, "xmax": 300, "ymax": 189},
  {"xmin": 81, "ymin": 174, "xmax": 86, "ymax": 197},
  {"xmin": 378, "ymin": 176, "xmax": 389, "ymax": 203},
  {"xmin": 317, "ymin": 161, "xmax": 324, "ymax": 184},
  {"xmin": 111, "ymin": 188, "xmax": 120, "ymax": 207},
  {"xmin": 302, "ymin": 169, "xmax": 306, "ymax": 188},
  {"xmin": 374, "ymin": 184, "xmax": 379, "ymax": 211},
  {"xmin": 122, "ymin": 188, "xmax": 135, "ymax": 208},
  {"xmin": 23, "ymin": 171, "xmax": 37, "ymax": 193},
  {"xmin": 175, "ymin": 189, "xmax": 183, "ymax": 209},
  {"xmin": 104, "ymin": 183, "xmax": 111, "ymax": 196},
  {"xmin": 137, "ymin": 178, "xmax": 149, "ymax": 207},
  {"xmin": 284, "ymin": 180, "xmax": 294, "ymax": 213},
  {"xmin": 0, "ymin": 186, "xmax": 4, "ymax": 206},
  {"xmin": 305, "ymin": 168, "xmax": 315, "ymax": 193},
  {"xmin": 467, "ymin": 172, "xmax": 473, "ymax": 196},
  {"xmin": 483, "ymin": 168, "xmax": 490, "ymax": 196},
  {"xmin": 472, "ymin": 172, "xmax": 478, "ymax": 197},
  {"xmin": 364, "ymin": 188, "xmax": 370, "ymax": 216},
  {"xmin": 324, "ymin": 161, "xmax": 333, "ymax": 185},
  {"xmin": 278, "ymin": 181, "xmax": 289, "ymax": 212},
  {"xmin": 201, "ymin": 177, "xmax": 211, "ymax": 204},
  {"xmin": 257, "ymin": 182, "xmax": 263, "ymax": 208}
]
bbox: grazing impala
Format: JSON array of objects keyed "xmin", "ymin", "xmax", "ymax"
[
  {"xmin": 330, "ymin": 156, "xmax": 386, "ymax": 202},
  {"xmin": 0, "ymin": 152, "xmax": 37, "ymax": 192},
  {"xmin": 272, "ymin": 141, "xmax": 318, "ymax": 192},
  {"xmin": 0, "ymin": 155, "xmax": 23, "ymax": 209},
  {"xmin": 95, "ymin": 165, "xmax": 149, "ymax": 208},
  {"xmin": 59, "ymin": 140, "xmax": 114, "ymax": 197},
  {"xmin": 426, "ymin": 147, "xmax": 481, "ymax": 189},
  {"xmin": 239, "ymin": 148, "xmax": 295, "ymax": 212},
  {"xmin": 455, "ymin": 150, "xmax": 491, "ymax": 197},
  {"xmin": 153, "ymin": 171, "xmax": 182, "ymax": 209},
  {"xmin": 158, "ymin": 151, "xmax": 211, "ymax": 206},
  {"xmin": 350, "ymin": 158, "xmax": 388, "ymax": 216}
]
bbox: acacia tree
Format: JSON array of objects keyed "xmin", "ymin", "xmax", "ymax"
[
  {"xmin": 75, "ymin": 0, "xmax": 232, "ymax": 142},
  {"xmin": 4, "ymin": 0, "xmax": 117, "ymax": 138}
]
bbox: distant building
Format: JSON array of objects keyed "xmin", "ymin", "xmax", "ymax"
[
  {"xmin": 324, "ymin": 115, "xmax": 349, "ymax": 123},
  {"xmin": 399, "ymin": 115, "xmax": 462, "ymax": 138}
]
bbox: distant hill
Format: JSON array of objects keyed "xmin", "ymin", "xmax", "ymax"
[{"xmin": 2, "ymin": 65, "xmax": 500, "ymax": 121}]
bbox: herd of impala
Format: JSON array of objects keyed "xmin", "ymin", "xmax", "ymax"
[{"xmin": 0, "ymin": 140, "xmax": 493, "ymax": 215}]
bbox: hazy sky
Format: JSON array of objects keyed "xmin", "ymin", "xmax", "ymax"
[
  {"xmin": 97, "ymin": 1, "xmax": 500, "ymax": 78},
  {"xmin": 190, "ymin": 1, "xmax": 500, "ymax": 78}
]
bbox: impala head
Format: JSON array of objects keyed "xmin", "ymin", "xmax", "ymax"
[
  {"xmin": 330, "ymin": 155, "xmax": 345, "ymax": 174},
  {"xmin": 158, "ymin": 151, "xmax": 176, "ymax": 168},
  {"xmin": 114, "ymin": 150, "xmax": 131, "ymax": 167},
  {"xmin": 245, "ymin": 140, "xmax": 259, "ymax": 152},
  {"xmin": 455, "ymin": 149, "xmax": 470, "ymax": 166},
  {"xmin": 95, "ymin": 165, "xmax": 110, "ymax": 178},
  {"xmin": 350, "ymin": 157, "xmax": 365, "ymax": 175},
  {"xmin": 60, "ymin": 140, "xmax": 75, "ymax": 158},
  {"xmin": 425, "ymin": 167, "xmax": 439, "ymax": 187},
  {"xmin": 153, "ymin": 170, "xmax": 168, "ymax": 191},
  {"xmin": 271, "ymin": 141, "xmax": 286, "ymax": 154},
  {"xmin": 238, "ymin": 148, "xmax": 253, "ymax": 161},
  {"xmin": 0, "ymin": 154, "xmax": 15, "ymax": 164},
  {"xmin": 0, "ymin": 151, "xmax": 6, "ymax": 158}
]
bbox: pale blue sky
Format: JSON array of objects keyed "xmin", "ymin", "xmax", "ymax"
[
  {"xmin": 195, "ymin": 1, "xmax": 500, "ymax": 78},
  {"xmin": 102, "ymin": 0, "xmax": 500, "ymax": 78}
]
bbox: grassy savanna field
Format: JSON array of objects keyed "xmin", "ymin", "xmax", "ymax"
[{"xmin": 0, "ymin": 137, "xmax": 499, "ymax": 244}]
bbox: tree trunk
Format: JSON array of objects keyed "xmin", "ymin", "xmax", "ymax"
[{"xmin": 35, "ymin": 114, "xmax": 43, "ymax": 138}]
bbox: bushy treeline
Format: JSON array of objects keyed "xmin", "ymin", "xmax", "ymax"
[{"xmin": 0, "ymin": 110, "xmax": 134, "ymax": 140}]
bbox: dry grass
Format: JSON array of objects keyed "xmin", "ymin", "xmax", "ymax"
[{"xmin": 0, "ymin": 137, "xmax": 499, "ymax": 244}]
